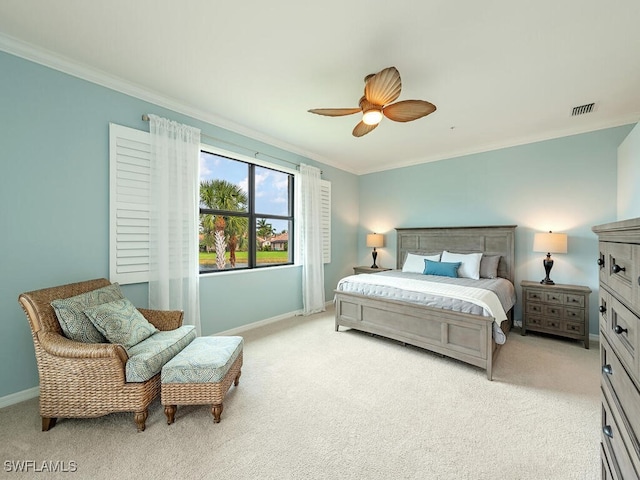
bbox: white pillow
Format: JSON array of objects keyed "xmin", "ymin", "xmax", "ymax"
[
  {"xmin": 441, "ymin": 251, "xmax": 482, "ymax": 280},
  {"xmin": 402, "ymin": 252, "xmax": 441, "ymax": 274}
]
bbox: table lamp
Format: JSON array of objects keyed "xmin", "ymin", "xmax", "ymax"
[
  {"xmin": 533, "ymin": 231, "xmax": 568, "ymax": 285},
  {"xmin": 366, "ymin": 233, "xmax": 384, "ymax": 268}
]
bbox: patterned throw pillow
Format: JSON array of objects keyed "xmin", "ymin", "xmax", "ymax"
[
  {"xmin": 51, "ymin": 283, "xmax": 125, "ymax": 343},
  {"xmin": 83, "ymin": 298, "xmax": 159, "ymax": 349}
]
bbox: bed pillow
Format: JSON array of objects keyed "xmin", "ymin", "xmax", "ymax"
[
  {"xmin": 441, "ymin": 251, "xmax": 482, "ymax": 280},
  {"xmin": 480, "ymin": 255, "xmax": 501, "ymax": 279},
  {"xmin": 424, "ymin": 259, "xmax": 461, "ymax": 278},
  {"xmin": 83, "ymin": 298, "xmax": 158, "ymax": 349},
  {"xmin": 402, "ymin": 252, "xmax": 441, "ymax": 273}
]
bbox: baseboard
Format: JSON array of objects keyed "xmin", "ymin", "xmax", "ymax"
[
  {"xmin": 215, "ymin": 302, "xmax": 333, "ymax": 337},
  {"xmin": 0, "ymin": 386, "xmax": 39, "ymax": 409},
  {"xmin": 2, "ymin": 304, "xmax": 334, "ymax": 407},
  {"xmin": 215, "ymin": 309, "xmax": 303, "ymax": 336}
]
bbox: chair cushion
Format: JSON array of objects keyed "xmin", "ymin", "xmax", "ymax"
[
  {"xmin": 161, "ymin": 336, "xmax": 244, "ymax": 384},
  {"xmin": 125, "ymin": 326, "xmax": 197, "ymax": 382},
  {"xmin": 51, "ymin": 283, "xmax": 124, "ymax": 343},
  {"xmin": 83, "ymin": 298, "xmax": 158, "ymax": 349}
]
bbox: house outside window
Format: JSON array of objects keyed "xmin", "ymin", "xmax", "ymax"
[{"xmin": 199, "ymin": 148, "xmax": 294, "ymax": 273}]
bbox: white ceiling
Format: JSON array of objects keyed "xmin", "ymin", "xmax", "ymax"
[{"xmin": 1, "ymin": 1, "xmax": 639, "ymax": 175}]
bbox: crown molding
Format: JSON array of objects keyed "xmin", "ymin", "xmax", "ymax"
[
  {"xmin": 356, "ymin": 114, "xmax": 640, "ymax": 175},
  {"xmin": 0, "ymin": 32, "xmax": 357, "ymax": 175}
]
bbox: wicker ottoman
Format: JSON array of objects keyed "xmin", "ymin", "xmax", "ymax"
[{"xmin": 161, "ymin": 336, "xmax": 243, "ymax": 424}]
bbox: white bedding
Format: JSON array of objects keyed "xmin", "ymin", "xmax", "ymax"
[{"xmin": 338, "ymin": 273, "xmax": 507, "ymax": 322}]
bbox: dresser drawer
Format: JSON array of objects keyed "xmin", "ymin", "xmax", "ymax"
[
  {"xmin": 601, "ymin": 442, "xmax": 621, "ymax": 480},
  {"xmin": 603, "ymin": 295, "xmax": 639, "ymax": 384},
  {"xmin": 600, "ymin": 241, "xmax": 640, "ymax": 314},
  {"xmin": 601, "ymin": 389, "xmax": 639, "ymax": 480},
  {"xmin": 601, "ymin": 336, "xmax": 640, "ymax": 462}
]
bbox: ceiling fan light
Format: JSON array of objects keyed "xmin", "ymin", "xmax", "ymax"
[{"xmin": 362, "ymin": 109, "xmax": 383, "ymax": 125}]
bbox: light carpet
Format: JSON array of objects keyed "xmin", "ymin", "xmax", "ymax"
[{"xmin": 0, "ymin": 307, "xmax": 601, "ymax": 480}]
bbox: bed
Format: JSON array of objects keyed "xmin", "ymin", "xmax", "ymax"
[{"xmin": 334, "ymin": 225, "xmax": 517, "ymax": 380}]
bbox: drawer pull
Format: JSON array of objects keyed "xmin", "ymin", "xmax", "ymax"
[
  {"xmin": 599, "ymin": 305, "xmax": 606, "ymax": 313},
  {"xmin": 602, "ymin": 364, "xmax": 613, "ymax": 375},
  {"xmin": 614, "ymin": 325, "xmax": 628, "ymax": 335},
  {"xmin": 612, "ymin": 264, "xmax": 625, "ymax": 274},
  {"xmin": 597, "ymin": 258, "xmax": 604, "ymax": 266},
  {"xmin": 603, "ymin": 425, "xmax": 613, "ymax": 438}
]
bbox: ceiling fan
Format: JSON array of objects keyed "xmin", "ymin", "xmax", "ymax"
[{"xmin": 308, "ymin": 66, "xmax": 436, "ymax": 137}]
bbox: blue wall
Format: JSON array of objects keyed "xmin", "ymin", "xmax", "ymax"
[
  {"xmin": 358, "ymin": 125, "xmax": 635, "ymax": 334},
  {"xmin": 0, "ymin": 48, "xmax": 634, "ymax": 400},
  {"xmin": 0, "ymin": 51, "xmax": 358, "ymax": 398}
]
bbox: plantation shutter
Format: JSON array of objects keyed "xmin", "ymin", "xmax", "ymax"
[
  {"xmin": 320, "ymin": 180, "xmax": 331, "ymax": 264},
  {"xmin": 109, "ymin": 123, "xmax": 151, "ymax": 284}
]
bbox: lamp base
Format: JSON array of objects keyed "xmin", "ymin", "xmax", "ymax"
[
  {"xmin": 371, "ymin": 249, "xmax": 378, "ymax": 269},
  {"xmin": 540, "ymin": 254, "xmax": 555, "ymax": 285}
]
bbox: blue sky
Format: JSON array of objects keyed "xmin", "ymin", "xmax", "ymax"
[{"xmin": 200, "ymin": 151, "xmax": 291, "ymax": 233}]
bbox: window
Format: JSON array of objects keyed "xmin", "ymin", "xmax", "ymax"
[
  {"xmin": 110, "ymin": 123, "xmax": 330, "ymax": 285},
  {"xmin": 198, "ymin": 148, "xmax": 295, "ymax": 273}
]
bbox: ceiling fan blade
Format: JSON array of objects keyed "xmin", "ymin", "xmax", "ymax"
[
  {"xmin": 308, "ymin": 108, "xmax": 361, "ymax": 117},
  {"xmin": 383, "ymin": 100, "xmax": 437, "ymax": 122},
  {"xmin": 365, "ymin": 66, "xmax": 402, "ymax": 106},
  {"xmin": 352, "ymin": 121, "xmax": 378, "ymax": 137}
]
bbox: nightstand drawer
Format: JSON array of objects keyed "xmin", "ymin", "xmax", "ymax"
[
  {"xmin": 565, "ymin": 307, "xmax": 585, "ymax": 322},
  {"xmin": 564, "ymin": 321, "xmax": 584, "ymax": 335},
  {"xmin": 544, "ymin": 318, "xmax": 562, "ymax": 330},
  {"xmin": 526, "ymin": 290, "xmax": 545, "ymax": 302},
  {"xmin": 564, "ymin": 293, "xmax": 586, "ymax": 307},
  {"xmin": 544, "ymin": 291, "xmax": 563, "ymax": 304},
  {"xmin": 526, "ymin": 303, "xmax": 543, "ymax": 315},
  {"xmin": 527, "ymin": 316, "xmax": 545, "ymax": 328},
  {"xmin": 543, "ymin": 304, "xmax": 562, "ymax": 318}
]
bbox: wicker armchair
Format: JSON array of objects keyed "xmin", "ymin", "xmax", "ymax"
[{"xmin": 18, "ymin": 278, "xmax": 184, "ymax": 432}]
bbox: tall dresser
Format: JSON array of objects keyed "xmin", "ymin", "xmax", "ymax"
[{"xmin": 593, "ymin": 218, "xmax": 640, "ymax": 479}]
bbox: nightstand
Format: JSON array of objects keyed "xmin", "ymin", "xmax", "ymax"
[
  {"xmin": 520, "ymin": 280, "xmax": 591, "ymax": 348},
  {"xmin": 353, "ymin": 266, "xmax": 392, "ymax": 275}
]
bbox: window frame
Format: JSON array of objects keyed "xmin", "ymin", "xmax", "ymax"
[{"xmin": 198, "ymin": 144, "xmax": 297, "ymax": 274}]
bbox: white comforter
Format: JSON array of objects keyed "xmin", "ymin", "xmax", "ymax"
[{"xmin": 336, "ymin": 273, "xmax": 508, "ymax": 323}]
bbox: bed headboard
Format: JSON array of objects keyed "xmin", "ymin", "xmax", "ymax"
[{"xmin": 395, "ymin": 225, "xmax": 517, "ymax": 284}]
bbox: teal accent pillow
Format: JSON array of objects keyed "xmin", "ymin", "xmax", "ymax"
[
  {"xmin": 51, "ymin": 283, "xmax": 124, "ymax": 343},
  {"xmin": 83, "ymin": 298, "xmax": 158, "ymax": 348},
  {"xmin": 424, "ymin": 259, "xmax": 461, "ymax": 278}
]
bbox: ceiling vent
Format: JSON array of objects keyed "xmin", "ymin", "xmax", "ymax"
[{"xmin": 571, "ymin": 103, "xmax": 595, "ymax": 116}]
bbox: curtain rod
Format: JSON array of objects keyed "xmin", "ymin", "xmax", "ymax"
[{"xmin": 141, "ymin": 114, "xmax": 321, "ymax": 173}]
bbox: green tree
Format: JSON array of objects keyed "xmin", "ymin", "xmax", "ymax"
[
  {"xmin": 200, "ymin": 179, "xmax": 248, "ymax": 267},
  {"xmin": 257, "ymin": 218, "xmax": 276, "ymax": 250}
]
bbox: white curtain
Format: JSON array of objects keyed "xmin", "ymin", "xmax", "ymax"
[
  {"xmin": 299, "ymin": 163, "xmax": 325, "ymax": 315},
  {"xmin": 148, "ymin": 114, "xmax": 202, "ymax": 335}
]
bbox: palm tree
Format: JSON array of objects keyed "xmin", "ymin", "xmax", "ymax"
[
  {"xmin": 200, "ymin": 180, "xmax": 248, "ymax": 267},
  {"xmin": 257, "ymin": 218, "xmax": 276, "ymax": 250}
]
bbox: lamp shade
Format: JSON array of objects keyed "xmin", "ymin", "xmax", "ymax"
[
  {"xmin": 533, "ymin": 232, "xmax": 568, "ymax": 254},
  {"xmin": 366, "ymin": 233, "xmax": 384, "ymax": 248}
]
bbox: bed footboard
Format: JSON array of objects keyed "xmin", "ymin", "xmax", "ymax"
[{"xmin": 335, "ymin": 291, "xmax": 497, "ymax": 380}]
